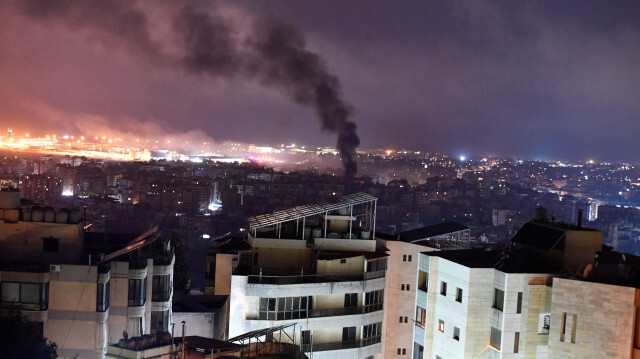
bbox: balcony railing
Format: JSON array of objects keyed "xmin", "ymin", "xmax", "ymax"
[
  {"xmin": 255, "ymin": 303, "xmax": 383, "ymax": 320},
  {"xmin": 301, "ymin": 335, "xmax": 381, "ymax": 353},
  {"xmin": 247, "ymin": 270, "xmax": 386, "ymax": 285}
]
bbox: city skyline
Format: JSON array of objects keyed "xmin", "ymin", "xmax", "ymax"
[{"xmin": 1, "ymin": 1, "xmax": 640, "ymax": 165}]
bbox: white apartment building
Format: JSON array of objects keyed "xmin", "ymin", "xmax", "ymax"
[{"xmin": 228, "ymin": 193, "xmax": 386, "ymax": 359}]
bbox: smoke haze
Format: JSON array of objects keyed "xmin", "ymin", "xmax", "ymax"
[{"xmin": 15, "ymin": 0, "xmax": 359, "ymax": 176}]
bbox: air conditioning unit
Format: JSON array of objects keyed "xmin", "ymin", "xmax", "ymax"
[{"xmin": 50, "ymin": 265, "xmax": 61, "ymax": 272}]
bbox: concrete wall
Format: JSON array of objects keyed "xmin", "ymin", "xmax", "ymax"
[
  {"xmin": 317, "ymin": 256, "xmax": 364, "ymax": 275},
  {"xmin": 214, "ymin": 254, "xmax": 233, "ymax": 295},
  {"xmin": 0, "ymin": 221, "xmax": 83, "ymax": 263}
]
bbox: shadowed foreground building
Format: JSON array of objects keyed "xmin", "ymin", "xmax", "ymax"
[{"xmin": 0, "ymin": 190, "xmax": 175, "ymax": 358}]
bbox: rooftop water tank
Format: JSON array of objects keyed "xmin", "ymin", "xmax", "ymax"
[
  {"xmin": 56, "ymin": 209, "xmax": 69, "ymax": 224},
  {"xmin": 44, "ymin": 207, "xmax": 55, "ymax": 223},
  {"xmin": 0, "ymin": 190, "xmax": 20, "ymax": 209}
]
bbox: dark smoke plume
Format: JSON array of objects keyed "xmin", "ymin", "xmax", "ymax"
[{"xmin": 16, "ymin": 1, "xmax": 360, "ymax": 177}]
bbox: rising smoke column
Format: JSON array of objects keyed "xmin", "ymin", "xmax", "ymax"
[{"xmin": 16, "ymin": 1, "xmax": 360, "ymax": 177}]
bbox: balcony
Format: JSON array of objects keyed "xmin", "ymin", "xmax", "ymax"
[
  {"xmin": 301, "ymin": 335, "xmax": 381, "ymax": 353},
  {"xmin": 247, "ymin": 270, "xmax": 386, "ymax": 285},
  {"xmin": 255, "ymin": 303, "xmax": 383, "ymax": 320}
]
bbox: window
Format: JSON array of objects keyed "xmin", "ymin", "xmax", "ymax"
[
  {"xmin": 152, "ymin": 274, "xmax": 171, "ymax": 301},
  {"xmin": 417, "ymin": 271, "xmax": 428, "ymax": 292},
  {"xmin": 402, "ymin": 348, "xmax": 406, "ymax": 355},
  {"xmin": 493, "ymin": 288, "xmax": 504, "ymax": 311},
  {"xmin": 453, "ymin": 326, "xmax": 460, "ymax": 341},
  {"xmin": 404, "ymin": 316, "xmax": 408, "ymax": 323},
  {"xmin": 1, "ymin": 282, "xmax": 48, "ymax": 311},
  {"xmin": 42, "ymin": 237, "xmax": 59, "ymax": 253},
  {"xmin": 342, "ymin": 327, "xmax": 356, "ymax": 344},
  {"xmin": 408, "ymin": 255, "xmax": 412, "ymax": 262},
  {"xmin": 150, "ymin": 310, "xmax": 169, "ymax": 334},
  {"xmin": 403, "ymin": 255, "xmax": 407, "ymax": 262},
  {"xmin": 367, "ymin": 258, "xmax": 387, "ymax": 272},
  {"xmin": 259, "ymin": 296, "xmax": 311, "ymax": 320},
  {"xmin": 514, "ymin": 332, "xmax": 520, "ymax": 353},
  {"xmin": 363, "ymin": 322, "xmax": 381, "ymax": 345},
  {"xmin": 561, "ymin": 312, "xmax": 567, "ymax": 341},
  {"xmin": 438, "ymin": 319, "xmax": 444, "ymax": 333},
  {"xmin": 413, "ymin": 343, "xmax": 423, "ymax": 359},
  {"xmin": 455, "ymin": 287, "xmax": 463, "ymax": 302},
  {"xmin": 399, "ymin": 316, "xmax": 403, "ymax": 323},
  {"xmin": 364, "ymin": 289, "xmax": 383, "ymax": 312},
  {"xmin": 517, "ymin": 292, "xmax": 522, "ymax": 313},
  {"xmin": 96, "ymin": 281, "xmax": 110, "ymax": 312},
  {"xmin": 490, "ymin": 327, "xmax": 501, "ymax": 349},
  {"xmin": 401, "ymin": 284, "xmax": 405, "ymax": 291},
  {"xmin": 406, "ymin": 284, "xmax": 411, "ymax": 291},
  {"xmin": 415, "ymin": 307, "xmax": 426, "ymax": 328},
  {"xmin": 340, "ymin": 259, "xmax": 347, "ymax": 264},
  {"xmin": 344, "ymin": 293, "xmax": 358, "ymax": 307},
  {"xmin": 128, "ymin": 277, "xmax": 147, "ymax": 307},
  {"xmin": 301, "ymin": 330, "xmax": 311, "ymax": 352},
  {"xmin": 436, "ymin": 356, "xmax": 442, "ymax": 359},
  {"xmin": 440, "ymin": 281, "xmax": 447, "ymax": 296},
  {"xmin": 397, "ymin": 349, "xmax": 401, "ymax": 355},
  {"xmin": 571, "ymin": 314, "xmax": 577, "ymax": 343}
]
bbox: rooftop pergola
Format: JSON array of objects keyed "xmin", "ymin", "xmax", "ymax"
[{"xmin": 248, "ymin": 192, "xmax": 377, "ymax": 240}]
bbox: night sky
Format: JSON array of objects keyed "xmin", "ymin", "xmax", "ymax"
[{"xmin": 1, "ymin": 1, "xmax": 640, "ymax": 162}]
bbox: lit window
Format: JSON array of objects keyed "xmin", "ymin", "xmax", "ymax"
[{"xmin": 438, "ymin": 319, "xmax": 445, "ymax": 333}]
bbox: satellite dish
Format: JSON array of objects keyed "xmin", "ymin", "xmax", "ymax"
[{"xmin": 123, "ymin": 330, "xmax": 129, "ymax": 340}]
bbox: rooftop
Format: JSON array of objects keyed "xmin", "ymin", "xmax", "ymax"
[
  {"xmin": 398, "ymin": 221, "xmax": 469, "ymax": 243},
  {"xmin": 248, "ymin": 192, "xmax": 376, "ymax": 231}
]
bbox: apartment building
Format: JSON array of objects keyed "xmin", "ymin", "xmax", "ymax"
[
  {"xmin": 227, "ymin": 193, "xmax": 386, "ymax": 359},
  {"xmin": 0, "ymin": 189, "xmax": 175, "ymax": 358}
]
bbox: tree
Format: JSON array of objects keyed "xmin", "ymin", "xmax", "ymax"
[
  {"xmin": 0, "ymin": 307, "xmax": 57, "ymax": 359},
  {"xmin": 170, "ymin": 231, "xmax": 191, "ymax": 294}
]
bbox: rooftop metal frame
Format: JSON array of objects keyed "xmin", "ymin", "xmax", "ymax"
[{"xmin": 249, "ymin": 193, "xmax": 376, "ymax": 230}]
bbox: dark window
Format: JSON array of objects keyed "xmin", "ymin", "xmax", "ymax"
[
  {"xmin": 401, "ymin": 284, "xmax": 405, "ymax": 291},
  {"xmin": 402, "ymin": 348, "xmax": 406, "ymax": 355},
  {"xmin": 259, "ymin": 296, "xmax": 310, "ymax": 320},
  {"xmin": 364, "ymin": 289, "xmax": 383, "ymax": 312},
  {"xmin": 413, "ymin": 344, "xmax": 423, "ymax": 359},
  {"xmin": 96, "ymin": 281, "xmax": 110, "ymax": 312},
  {"xmin": 406, "ymin": 284, "xmax": 411, "ymax": 291},
  {"xmin": 367, "ymin": 258, "xmax": 387, "ymax": 272},
  {"xmin": 340, "ymin": 259, "xmax": 346, "ymax": 264},
  {"xmin": 399, "ymin": 316, "xmax": 403, "ymax": 323},
  {"xmin": 301, "ymin": 330, "xmax": 312, "ymax": 352},
  {"xmin": 454, "ymin": 326, "xmax": 460, "ymax": 340},
  {"xmin": 152, "ymin": 275, "xmax": 171, "ymax": 301},
  {"xmin": 362, "ymin": 322, "xmax": 381, "ymax": 345},
  {"xmin": 517, "ymin": 292, "xmax": 523, "ymax": 313},
  {"xmin": 440, "ymin": 281, "xmax": 447, "ymax": 296},
  {"xmin": 404, "ymin": 316, "xmax": 408, "ymax": 323},
  {"xmin": 43, "ymin": 237, "xmax": 59, "ymax": 253},
  {"xmin": 128, "ymin": 277, "xmax": 147, "ymax": 307},
  {"xmin": 490, "ymin": 327, "xmax": 502, "ymax": 349},
  {"xmin": 456, "ymin": 287, "xmax": 463, "ymax": 302},
  {"xmin": 0, "ymin": 282, "xmax": 48, "ymax": 311},
  {"xmin": 408, "ymin": 255, "xmax": 412, "ymax": 262},
  {"xmin": 397, "ymin": 349, "xmax": 401, "ymax": 355},
  {"xmin": 403, "ymin": 255, "xmax": 407, "ymax": 262},
  {"xmin": 150, "ymin": 310, "xmax": 169, "ymax": 334},
  {"xmin": 514, "ymin": 332, "xmax": 520, "ymax": 353},
  {"xmin": 415, "ymin": 307, "xmax": 426, "ymax": 328},
  {"xmin": 493, "ymin": 288, "xmax": 504, "ymax": 311},
  {"xmin": 418, "ymin": 271, "xmax": 428, "ymax": 292},
  {"xmin": 342, "ymin": 327, "xmax": 356, "ymax": 343},
  {"xmin": 344, "ymin": 293, "xmax": 358, "ymax": 307}
]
